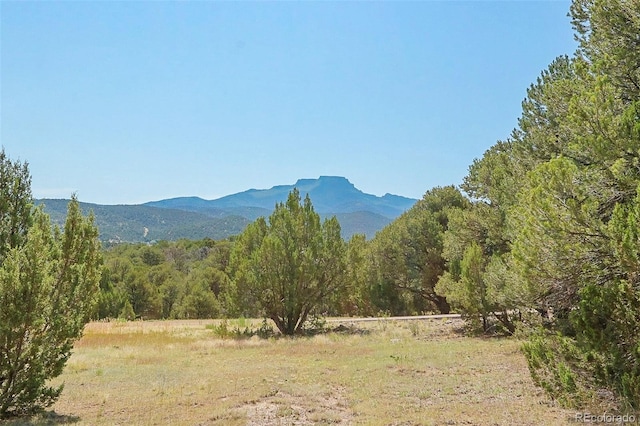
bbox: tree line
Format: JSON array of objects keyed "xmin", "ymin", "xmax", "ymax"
[
  {"xmin": 98, "ymin": 0, "xmax": 640, "ymax": 412},
  {"xmin": 1, "ymin": 0, "xmax": 638, "ymax": 418},
  {"xmin": 95, "ymin": 187, "xmax": 468, "ymax": 326}
]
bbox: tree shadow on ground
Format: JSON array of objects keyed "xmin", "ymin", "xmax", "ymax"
[
  {"xmin": 452, "ymin": 316, "xmax": 517, "ymax": 339},
  {"xmin": 1, "ymin": 411, "xmax": 80, "ymax": 426},
  {"xmin": 325, "ymin": 323, "xmax": 371, "ymax": 336},
  {"xmin": 207, "ymin": 318, "xmax": 371, "ymax": 339}
]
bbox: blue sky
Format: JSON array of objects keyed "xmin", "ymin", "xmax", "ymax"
[{"xmin": 1, "ymin": 1, "xmax": 576, "ymax": 205}]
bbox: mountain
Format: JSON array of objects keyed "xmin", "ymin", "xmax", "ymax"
[
  {"xmin": 37, "ymin": 199, "xmax": 250, "ymax": 244},
  {"xmin": 146, "ymin": 176, "xmax": 416, "ymax": 219},
  {"xmin": 39, "ymin": 176, "xmax": 417, "ymax": 243}
]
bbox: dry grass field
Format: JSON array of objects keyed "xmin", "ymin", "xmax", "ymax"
[{"xmin": 3, "ymin": 318, "xmax": 576, "ymax": 426}]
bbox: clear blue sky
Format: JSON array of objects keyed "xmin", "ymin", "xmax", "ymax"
[{"xmin": 1, "ymin": 0, "xmax": 576, "ymax": 205}]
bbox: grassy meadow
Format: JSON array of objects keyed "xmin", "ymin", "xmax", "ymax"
[{"xmin": 5, "ymin": 318, "xmax": 575, "ymax": 425}]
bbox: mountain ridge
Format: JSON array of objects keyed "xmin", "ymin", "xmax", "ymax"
[
  {"xmin": 146, "ymin": 176, "xmax": 416, "ymax": 219},
  {"xmin": 39, "ymin": 176, "xmax": 417, "ymax": 242}
]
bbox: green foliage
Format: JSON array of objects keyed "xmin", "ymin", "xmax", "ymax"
[
  {"xmin": 98, "ymin": 238, "xmax": 234, "ymax": 320},
  {"xmin": 140, "ymin": 246, "xmax": 164, "ymax": 266},
  {"xmin": 437, "ymin": 200, "xmax": 522, "ymax": 333},
  {"xmin": 505, "ymin": 0, "xmax": 640, "ymax": 410},
  {"xmin": 417, "ymin": 0, "xmax": 640, "ymax": 410},
  {"xmin": 176, "ymin": 281, "xmax": 221, "ymax": 319},
  {"xmin": 513, "ymin": 55, "xmax": 578, "ymax": 167},
  {"xmin": 206, "ymin": 318, "xmax": 282, "ymax": 340},
  {"xmin": 368, "ymin": 186, "xmax": 468, "ymax": 315},
  {"xmin": 334, "ymin": 234, "xmax": 374, "ymax": 316},
  {"xmin": 571, "ymin": 0, "xmax": 640, "ymax": 101},
  {"xmin": 206, "ymin": 320, "xmax": 239, "ymax": 339},
  {"xmin": 524, "ymin": 280, "xmax": 640, "ymax": 411},
  {"xmin": 204, "ymin": 319, "xmax": 271, "ymax": 340},
  {"xmin": 438, "ymin": 243, "xmax": 491, "ymax": 330},
  {"xmin": 0, "ymin": 152, "xmax": 102, "ymax": 418},
  {"xmin": 96, "ymin": 266, "xmax": 129, "ymax": 320},
  {"xmin": 229, "ymin": 189, "xmax": 346, "ymax": 335},
  {"xmin": 511, "ymin": 157, "xmax": 606, "ymax": 316},
  {"xmin": 0, "ymin": 150, "xmax": 33, "ymax": 260},
  {"xmin": 573, "ymin": 280, "xmax": 640, "ymax": 409},
  {"xmin": 5, "ymin": 0, "xmax": 640, "ymax": 414},
  {"xmin": 463, "ymin": 141, "xmax": 521, "ymax": 208},
  {"xmin": 522, "ymin": 331, "xmax": 595, "ymax": 408}
]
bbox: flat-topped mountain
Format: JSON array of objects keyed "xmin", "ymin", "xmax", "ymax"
[
  {"xmin": 39, "ymin": 176, "xmax": 417, "ymax": 243},
  {"xmin": 146, "ymin": 176, "xmax": 416, "ymax": 219}
]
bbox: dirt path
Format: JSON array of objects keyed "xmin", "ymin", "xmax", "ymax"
[{"xmin": 326, "ymin": 314, "xmax": 461, "ymax": 323}]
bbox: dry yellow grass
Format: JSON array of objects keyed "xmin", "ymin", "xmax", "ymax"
[{"xmin": 3, "ymin": 318, "xmax": 576, "ymax": 425}]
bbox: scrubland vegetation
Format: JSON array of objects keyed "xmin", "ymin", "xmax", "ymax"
[
  {"xmin": 6, "ymin": 319, "xmax": 574, "ymax": 426},
  {"xmin": 2, "ymin": 0, "xmax": 640, "ymax": 421}
]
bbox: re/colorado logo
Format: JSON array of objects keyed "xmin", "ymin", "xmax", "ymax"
[{"xmin": 574, "ymin": 413, "xmax": 637, "ymax": 424}]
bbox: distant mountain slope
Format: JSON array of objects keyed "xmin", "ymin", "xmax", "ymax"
[
  {"xmin": 146, "ymin": 176, "xmax": 416, "ymax": 219},
  {"xmin": 39, "ymin": 177, "xmax": 417, "ymax": 242},
  {"xmin": 330, "ymin": 211, "xmax": 392, "ymax": 239},
  {"xmin": 37, "ymin": 199, "xmax": 250, "ymax": 243}
]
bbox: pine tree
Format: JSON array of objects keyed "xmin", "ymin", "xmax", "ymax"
[
  {"xmin": 0, "ymin": 151, "xmax": 102, "ymax": 417},
  {"xmin": 229, "ymin": 189, "xmax": 345, "ymax": 335}
]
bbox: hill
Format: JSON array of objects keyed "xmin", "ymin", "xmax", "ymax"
[
  {"xmin": 37, "ymin": 199, "xmax": 250, "ymax": 244},
  {"xmin": 39, "ymin": 176, "xmax": 417, "ymax": 242}
]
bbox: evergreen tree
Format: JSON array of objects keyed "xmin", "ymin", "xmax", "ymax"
[
  {"xmin": 429, "ymin": 0, "xmax": 639, "ymax": 409},
  {"xmin": 0, "ymin": 150, "xmax": 33, "ymax": 261},
  {"xmin": 229, "ymin": 189, "xmax": 346, "ymax": 335},
  {"xmin": 369, "ymin": 186, "xmax": 469, "ymax": 315},
  {"xmin": 502, "ymin": 0, "xmax": 639, "ymax": 409},
  {"xmin": 0, "ymin": 151, "xmax": 102, "ymax": 417}
]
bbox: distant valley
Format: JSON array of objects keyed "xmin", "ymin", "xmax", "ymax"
[{"xmin": 38, "ymin": 176, "xmax": 417, "ymax": 243}]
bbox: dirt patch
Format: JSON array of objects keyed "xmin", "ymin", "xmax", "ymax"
[{"xmin": 242, "ymin": 386, "xmax": 354, "ymax": 425}]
